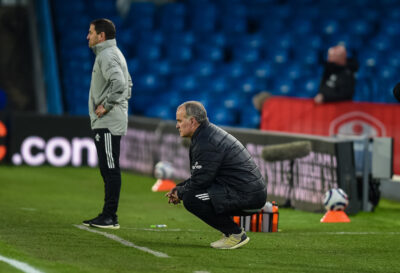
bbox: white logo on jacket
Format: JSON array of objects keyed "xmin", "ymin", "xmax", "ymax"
[{"xmin": 192, "ymin": 161, "xmax": 202, "ymax": 170}]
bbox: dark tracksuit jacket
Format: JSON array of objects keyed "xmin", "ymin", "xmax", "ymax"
[
  {"xmin": 176, "ymin": 120, "xmax": 267, "ymax": 214},
  {"xmin": 319, "ymin": 58, "xmax": 359, "ymax": 102}
]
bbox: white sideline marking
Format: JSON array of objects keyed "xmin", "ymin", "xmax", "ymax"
[
  {"xmin": 122, "ymin": 227, "xmax": 203, "ymax": 233},
  {"xmin": 317, "ymin": 232, "xmax": 400, "ymax": 235},
  {"xmin": 74, "ymin": 225, "xmax": 170, "ymax": 258},
  {"xmin": 0, "ymin": 254, "xmax": 44, "ymax": 273},
  {"xmin": 20, "ymin": 208, "xmax": 37, "ymax": 211},
  {"xmin": 122, "ymin": 227, "xmax": 183, "ymax": 232},
  {"xmin": 280, "ymin": 232, "xmax": 400, "ymax": 235},
  {"xmin": 194, "ymin": 271, "xmax": 211, "ymax": 273}
]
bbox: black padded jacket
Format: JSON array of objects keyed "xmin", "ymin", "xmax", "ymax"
[
  {"xmin": 318, "ymin": 58, "xmax": 359, "ymax": 102},
  {"xmin": 176, "ymin": 120, "xmax": 267, "ymax": 214}
]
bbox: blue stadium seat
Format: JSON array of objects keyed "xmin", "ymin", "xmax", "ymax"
[
  {"xmin": 194, "ymin": 43, "xmax": 224, "ymax": 62},
  {"xmin": 359, "ymin": 50, "xmax": 381, "ymax": 68},
  {"xmin": 237, "ymin": 33, "xmax": 264, "ymax": 49},
  {"xmin": 297, "ymin": 77, "xmax": 320, "ymax": 98},
  {"xmin": 348, "ymin": 19, "xmax": 374, "ymax": 37},
  {"xmin": 138, "ymin": 30, "xmax": 164, "ymax": 45},
  {"xmin": 290, "ymin": 19, "xmax": 314, "ymax": 35},
  {"xmin": 205, "ymin": 75, "xmax": 230, "ymax": 93},
  {"xmin": 159, "ymin": 89, "xmax": 184, "ymax": 109},
  {"xmin": 200, "ymin": 32, "xmax": 227, "ymax": 47},
  {"xmin": 126, "ymin": 2, "xmax": 155, "ymax": 22},
  {"xmin": 384, "ymin": 51, "xmax": 400, "ymax": 67},
  {"xmin": 251, "ymin": 61, "xmax": 273, "ymax": 79},
  {"xmin": 124, "ymin": 3, "xmax": 155, "ymax": 31},
  {"xmin": 92, "ymin": 0, "xmax": 118, "ymax": 17},
  {"xmin": 234, "ymin": 76, "xmax": 258, "ymax": 96},
  {"xmin": 145, "ymin": 60, "xmax": 172, "ymax": 76},
  {"xmin": 168, "ymin": 31, "xmax": 196, "ymax": 46},
  {"xmin": 239, "ymin": 106, "xmax": 261, "ymax": 129},
  {"xmin": 145, "ymin": 104, "xmax": 175, "ymax": 120},
  {"xmin": 268, "ymin": 48, "xmax": 290, "ymax": 65},
  {"xmin": 222, "ymin": 92, "xmax": 243, "ymax": 110},
  {"xmin": 220, "ymin": 62, "xmax": 244, "ymax": 78},
  {"xmin": 188, "ymin": 2, "xmax": 217, "ymax": 33},
  {"xmin": 165, "ymin": 44, "xmax": 192, "ymax": 62},
  {"xmin": 369, "ymin": 35, "xmax": 392, "ymax": 52},
  {"xmin": 294, "ymin": 49, "xmax": 320, "ymax": 67},
  {"xmin": 232, "ymin": 46, "xmax": 260, "ymax": 63},
  {"xmin": 273, "ymin": 76, "xmax": 294, "ymax": 96},
  {"xmin": 127, "ymin": 58, "xmax": 140, "ymax": 75},
  {"xmin": 188, "ymin": 61, "xmax": 215, "ymax": 77},
  {"xmin": 219, "ymin": 16, "xmax": 247, "ymax": 33},
  {"xmin": 52, "ymin": 0, "xmax": 400, "ymax": 117},
  {"xmin": 381, "ymin": 20, "xmax": 400, "ymax": 37},
  {"xmin": 208, "ymin": 107, "xmax": 237, "ymax": 126},
  {"xmin": 134, "ymin": 73, "xmax": 165, "ymax": 91},
  {"xmin": 157, "ymin": 3, "xmax": 186, "ymax": 32},
  {"xmin": 171, "ymin": 75, "xmax": 198, "ymax": 92},
  {"xmin": 379, "ymin": 66, "xmax": 397, "ymax": 80},
  {"xmin": 259, "ymin": 19, "xmax": 285, "ymax": 35},
  {"xmin": 321, "ymin": 19, "xmax": 340, "ymax": 36},
  {"xmin": 135, "ymin": 42, "xmax": 161, "ymax": 61}
]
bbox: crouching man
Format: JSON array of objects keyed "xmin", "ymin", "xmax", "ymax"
[{"xmin": 166, "ymin": 101, "xmax": 267, "ymax": 249}]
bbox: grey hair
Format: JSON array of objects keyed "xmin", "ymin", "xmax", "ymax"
[{"xmin": 179, "ymin": 101, "xmax": 208, "ymax": 124}]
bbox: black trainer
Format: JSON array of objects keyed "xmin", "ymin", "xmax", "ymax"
[
  {"xmin": 82, "ymin": 214, "xmax": 103, "ymax": 227},
  {"xmin": 89, "ymin": 215, "xmax": 120, "ymax": 230}
]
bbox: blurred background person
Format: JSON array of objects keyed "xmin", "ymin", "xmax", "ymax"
[{"xmin": 314, "ymin": 45, "xmax": 359, "ymax": 104}]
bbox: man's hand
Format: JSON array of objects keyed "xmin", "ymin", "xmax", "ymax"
[
  {"xmin": 314, "ymin": 93, "xmax": 324, "ymax": 104},
  {"xmin": 165, "ymin": 188, "xmax": 181, "ymax": 205},
  {"xmin": 95, "ymin": 104, "xmax": 107, "ymax": 118}
]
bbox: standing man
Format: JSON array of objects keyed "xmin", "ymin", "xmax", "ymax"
[
  {"xmin": 314, "ymin": 45, "xmax": 358, "ymax": 104},
  {"xmin": 166, "ymin": 101, "xmax": 267, "ymax": 249},
  {"xmin": 83, "ymin": 18, "xmax": 132, "ymax": 229}
]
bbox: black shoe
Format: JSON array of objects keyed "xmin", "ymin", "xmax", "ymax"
[
  {"xmin": 82, "ymin": 214, "xmax": 103, "ymax": 227},
  {"xmin": 89, "ymin": 215, "xmax": 120, "ymax": 230}
]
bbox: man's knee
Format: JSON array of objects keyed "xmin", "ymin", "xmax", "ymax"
[{"xmin": 182, "ymin": 190, "xmax": 210, "ymax": 213}]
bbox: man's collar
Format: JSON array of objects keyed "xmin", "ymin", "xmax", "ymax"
[
  {"xmin": 91, "ymin": 39, "xmax": 116, "ymax": 55},
  {"xmin": 191, "ymin": 119, "xmax": 209, "ymax": 141}
]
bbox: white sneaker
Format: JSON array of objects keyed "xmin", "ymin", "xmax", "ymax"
[
  {"xmin": 211, "ymin": 229, "xmax": 250, "ymax": 249},
  {"xmin": 210, "ymin": 233, "xmax": 228, "ymax": 248}
]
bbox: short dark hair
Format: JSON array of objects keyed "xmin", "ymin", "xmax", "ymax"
[
  {"xmin": 179, "ymin": 101, "xmax": 208, "ymax": 124},
  {"xmin": 90, "ymin": 18, "xmax": 116, "ymax": 40}
]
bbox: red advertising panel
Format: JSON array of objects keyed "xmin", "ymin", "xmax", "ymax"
[{"xmin": 261, "ymin": 97, "xmax": 400, "ymax": 174}]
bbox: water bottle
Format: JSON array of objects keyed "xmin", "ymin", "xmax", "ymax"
[{"xmin": 150, "ymin": 224, "xmax": 167, "ymax": 228}]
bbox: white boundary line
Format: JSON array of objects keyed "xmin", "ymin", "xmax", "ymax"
[
  {"xmin": 279, "ymin": 232, "xmax": 400, "ymax": 235},
  {"xmin": 0, "ymin": 254, "xmax": 44, "ymax": 273},
  {"xmin": 121, "ymin": 227, "xmax": 204, "ymax": 233},
  {"xmin": 74, "ymin": 225, "xmax": 170, "ymax": 258}
]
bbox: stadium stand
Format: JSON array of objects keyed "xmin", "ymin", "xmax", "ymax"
[{"xmin": 51, "ymin": 0, "xmax": 400, "ymax": 127}]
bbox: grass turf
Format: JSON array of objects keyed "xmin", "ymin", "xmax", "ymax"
[{"xmin": 0, "ymin": 166, "xmax": 400, "ymax": 273}]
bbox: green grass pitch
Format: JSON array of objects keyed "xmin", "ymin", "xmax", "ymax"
[{"xmin": 0, "ymin": 166, "xmax": 400, "ymax": 273}]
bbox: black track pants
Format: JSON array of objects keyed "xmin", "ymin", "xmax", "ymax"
[
  {"xmin": 92, "ymin": 129, "xmax": 121, "ymax": 218},
  {"xmin": 182, "ymin": 189, "xmax": 242, "ymax": 235}
]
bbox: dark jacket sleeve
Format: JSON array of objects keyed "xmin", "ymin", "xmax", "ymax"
[{"xmin": 176, "ymin": 144, "xmax": 223, "ymax": 199}]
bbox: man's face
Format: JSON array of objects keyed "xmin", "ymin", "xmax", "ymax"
[
  {"xmin": 176, "ymin": 107, "xmax": 195, "ymax": 138},
  {"xmin": 87, "ymin": 24, "xmax": 101, "ymax": 48},
  {"xmin": 327, "ymin": 45, "xmax": 346, "ymax": 66}
]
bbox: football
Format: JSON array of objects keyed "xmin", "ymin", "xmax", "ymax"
[
  {"xmin": 154, "ymin": 161, "xmax": 174, "ymax": 179},
  {"xmin": 323, "ymin": 188, "xmax": 349, "ymax": 211}
]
